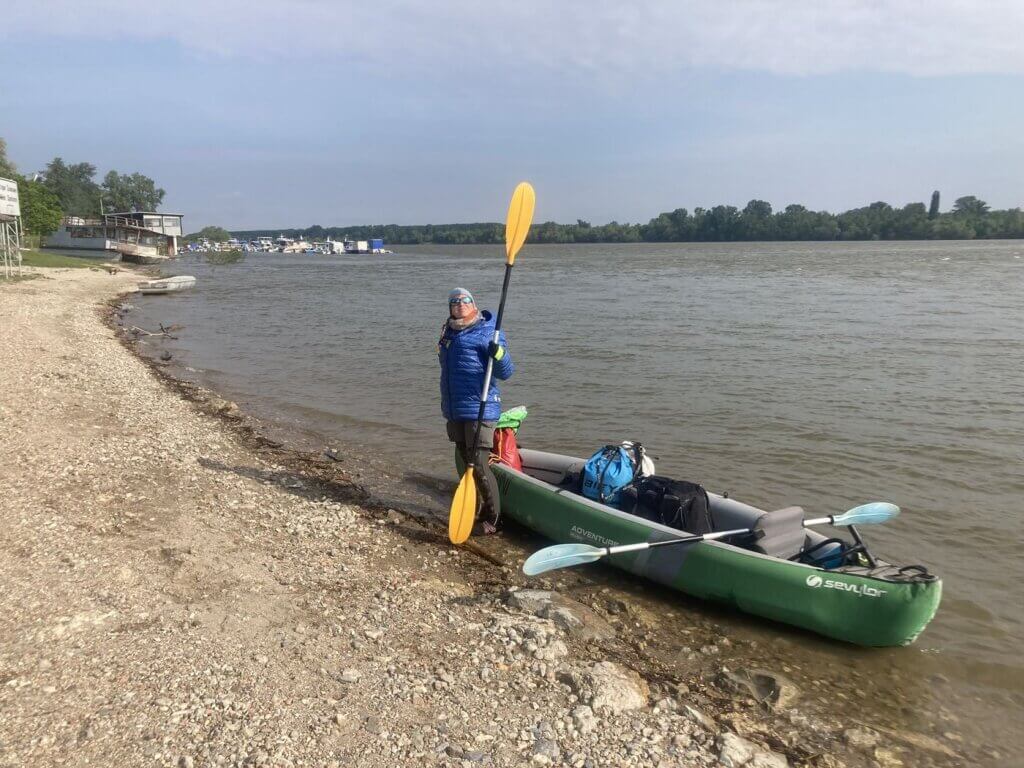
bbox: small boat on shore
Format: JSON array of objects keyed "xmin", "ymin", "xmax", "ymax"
[
  {"xmin": 138, "ymin": 275, "xmax": 196, "ymax": 295},
  {"xmin": 478, "ymin": 448, "xmax": 942, "ymax": 647}
]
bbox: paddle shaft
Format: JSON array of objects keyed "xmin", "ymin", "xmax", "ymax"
[
  {"xmin": 467, "ymin": 262, "xmax": 514, "ymax": 468},
  {"xmin": 601, "ymin": 512, "xmax": 877, "ymax": 557},
  {"xmin": 523, "ymin": 502, "xmax": 897, "ymax": 574},
  {"xmin": 603, "ymin": 527, "xmax": 751, "ymax": 556}
]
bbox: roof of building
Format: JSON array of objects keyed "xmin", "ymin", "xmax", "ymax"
[{"xmin": 107, "ymin": 211, "xmax": 184, "ymax": 217}]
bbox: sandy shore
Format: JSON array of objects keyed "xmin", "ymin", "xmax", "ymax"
[{"xmin": 1, "ymin": 268, "xmax": 950, "ymax": 768}]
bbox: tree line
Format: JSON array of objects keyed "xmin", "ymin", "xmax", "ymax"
[
  {"xmin": 232, "ymin": 193, "xmax": 1023, "ymax": 245},
  {"xmin": 0, "ymin": 137, "xmax": 165, "ymax": 238},
  {"xmin": 7, "ymin": 135, "xmax": 1018, "ymax": 243}
]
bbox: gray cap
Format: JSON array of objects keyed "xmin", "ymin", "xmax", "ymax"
[{"xmin": 448, "ymin": 287, "xmax": 475, "ymax": 303}]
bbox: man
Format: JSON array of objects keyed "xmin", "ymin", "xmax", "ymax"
[{"xmin": 438, "ymin": 287, "xmax": 514, "ymax": 533}]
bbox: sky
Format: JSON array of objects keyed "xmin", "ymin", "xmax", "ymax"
[{"xmin": 2, "ymin": 1, "xmax": 1022, "ymax": 231}]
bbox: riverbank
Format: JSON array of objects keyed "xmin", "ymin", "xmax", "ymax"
[{"xmin": 0, "ymin": 268, "xmax": 967, "ymax": 768}]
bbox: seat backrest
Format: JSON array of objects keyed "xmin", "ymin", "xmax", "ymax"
[{"xmin": 750, "ymin": 506, "xmax": 806, "ymax": 560}]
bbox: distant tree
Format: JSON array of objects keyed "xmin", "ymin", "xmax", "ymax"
[
  {"xmin": 0, "ymin": 137, "xmax": 18, "ymax": 179},
  {"xmin": 952, "ymin": 196, "xmax": 989, "ymax": 218},
  {"xmin": 230, "ymin": 194, "xmax": 1022, "ymax": 245},
  {"xmin": 776, "ymin": 204, "xmax": 811, "ymax": 240},
  {"xmin": 16, "ymin": 177, "xmax": 63, "ymax": 235},
  {"xmin": 186, "ymin": 226, "xmax": 231, "ymax": 242},
  {"xmin": 43, "ymin": 158, "xmax": 102, "ymax": 217},
  {"xmin": 640, "ymin": 212, "xmax": 672, "ymax": 241},
  {"xmin": 696, "ymin": 205, "xmax": 741, "ymax": 241},
  {"xmin": 928, "ymin": 190, "xmax": 940, "ymax": 219},
  {"xmin": 893, "ymin": 203, "xmax": 929, "ymax": 239},
  {"xmin": 929, "ymin": 216, "xmax": 975, "ymax": 239},
  {"xmin": 739, "ymin": 199, "xmax": 775, "ymax": 240},
  {"xmin": 101, "ymin": 170, "xmax": 165, "ymax": 212},
  {"xmin": 742, "ymin": 199, "xmax": 772, "ymax": 218}
]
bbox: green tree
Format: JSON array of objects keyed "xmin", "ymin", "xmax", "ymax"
[
  {"xmin": 952, "ymin": 196, "xmax": 989, "ymax": 218},
  {"xmin": 17, "ymin": 178, "xmax": 63, "ymax": 235},
  {"xmin": 929, "ymin": 216, "xmax": 975, "ymax": 239},
  {"xmin": 740, "ymin": 199, "xmax": 775, "ymax": 240},
  {"xmin": 186, "ymin": 226, "xmax": 231, "ymax": 242},
  {"xmin": 101, "ymin": 170, "xmax": 165, "ymax": 212},
  {"xmin": 893, "ymin": 203, "xmax": 929, "ymax": 239},
  {"xmin": 43, "ymin": 158, "xmax": 101, "ymax": 216},
  {"xmin": 0, "ymin": 138, "xmax": 18, "ymax": 179},
  {"xmin": 986, "ymin": 208, "xmax": 1024, "ymax": 238},
  {"xmin": 928, "ymin": 190, "xmax": 940, "ymax": 220},
  {"xmin": 695, "ymin": 205, "xmax": 741, "ymax": 240}
]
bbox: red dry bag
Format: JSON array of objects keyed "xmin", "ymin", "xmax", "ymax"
[{"xmin": 492, "ymin": 427, "xmax": 523, "ymax": 471}]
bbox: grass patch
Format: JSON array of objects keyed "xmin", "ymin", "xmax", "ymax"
[
  {"xmin": 2, "ymin": 250, "xmax": 117, "ymax": 282},
  {"xmin": 20, "ymin": 249, "xmax": 114, "ymax": 269}
]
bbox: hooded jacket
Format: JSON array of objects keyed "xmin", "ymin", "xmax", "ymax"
[{"xmin": 438, "ymin": 310, "xmax": 514, "ymax": 421}]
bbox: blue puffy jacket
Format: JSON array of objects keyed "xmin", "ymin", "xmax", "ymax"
[{"xmin": 438, "ymin": 310, "xmax": 514, "ymax": 421}]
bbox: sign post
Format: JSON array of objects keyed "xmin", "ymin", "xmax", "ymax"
[{"xmin": 0, "ymin": 177, "xmax": 22, "ymax": 278}]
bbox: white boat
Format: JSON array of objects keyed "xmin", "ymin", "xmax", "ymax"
[{"xmin": 138, "ymin": 275, "xmax": 197, "ymax": 295}]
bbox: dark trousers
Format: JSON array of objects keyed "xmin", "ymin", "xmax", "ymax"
[{"xmin": 446, "ymin": 420, "xmax": 500, "ymax": 524}]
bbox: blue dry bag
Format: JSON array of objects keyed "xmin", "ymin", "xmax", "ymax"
[{"xmin": 581, "ymin": 445, "xmax": 637, "ymax": 506}]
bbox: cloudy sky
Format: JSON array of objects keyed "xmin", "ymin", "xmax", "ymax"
[{"xmin": 2, "ymin": 1, "xmax": 1022, "ymax": 230}]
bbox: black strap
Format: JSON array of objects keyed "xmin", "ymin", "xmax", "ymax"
[{"xmin": 897, "ymin": 564, "xmax": 937, "ymax": 583}]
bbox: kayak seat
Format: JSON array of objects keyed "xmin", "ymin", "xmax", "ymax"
[
  {"xmin": 750, "ymin": 506, "xmax": 807, "ymax": 560},
  {"xmin": 557, "ymin": 462, "xmax": 585, "ymax": 490},
  {"xmin": 520, "ymin": 457, "xmax": 583, "ymax": 487}
]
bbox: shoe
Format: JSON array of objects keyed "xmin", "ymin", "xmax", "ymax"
[{"xmin": 471, "ymin": 520, "xmax": 498, "ymax": 536}]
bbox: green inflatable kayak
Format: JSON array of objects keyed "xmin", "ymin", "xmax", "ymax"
[{"xmin": 481, "ymin": 448, "xmax": 942, "ymax": 647}]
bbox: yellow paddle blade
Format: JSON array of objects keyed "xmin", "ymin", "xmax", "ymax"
[
  {"xmin": 504, "ymin": 182, "xmax": 535, "ymax": 266},
  {"xmin": 448, "ymin": 468, "xmax": 478, "ymax": 544}
]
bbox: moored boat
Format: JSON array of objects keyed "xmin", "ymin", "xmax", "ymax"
[
  {"xmin": 138, "ymin": 275, "xmax": 196, "ymax": 295},
  {"xmin": 486, "ymin": 448, "xmax": 941, "ymax": 647}
]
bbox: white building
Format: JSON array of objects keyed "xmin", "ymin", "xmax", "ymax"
[{"xmin": 44, "ymin": 211, "xmax": 184, "ymax": 263}]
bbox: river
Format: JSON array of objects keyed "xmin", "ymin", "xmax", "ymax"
[{"xmin": 129, "ymin": 240, "xmax": 1024, "ymax": 763}]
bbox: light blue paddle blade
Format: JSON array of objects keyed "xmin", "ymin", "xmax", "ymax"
[
  {"xmin": 522, "ymin": 543, "xmax": 606, "ymax": 576},
  {"xmin": 833, "ymin": 502, "xmax": 900, "ymax": 526}
]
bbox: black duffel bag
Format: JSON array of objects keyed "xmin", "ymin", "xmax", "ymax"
[{"xmin": 622, "ymin": 475, "xmax": 713, "ymax": 534}]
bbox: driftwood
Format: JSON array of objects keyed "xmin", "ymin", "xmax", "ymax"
[{"xmin": 129, "ymin": 323, "xmax": 183, "ymax": 339}]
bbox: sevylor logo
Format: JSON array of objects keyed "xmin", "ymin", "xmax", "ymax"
[{"xmin": 805, "ymin": 573, "xmax": 886, "ymax": 597}]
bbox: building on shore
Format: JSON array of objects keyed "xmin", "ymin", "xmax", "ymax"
[{"xmin": 43, "ymin": 211, "xmax": 183, "ymax": 263}]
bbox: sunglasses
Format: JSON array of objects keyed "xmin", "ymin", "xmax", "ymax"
[{"xmin": 449, "ymin": 296, "xmax": 474, "ymax": 305}]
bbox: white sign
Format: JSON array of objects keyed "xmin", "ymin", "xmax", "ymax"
[{"xmin": 0, "ymin": 177, "xmax": 19, "ymax": 218}]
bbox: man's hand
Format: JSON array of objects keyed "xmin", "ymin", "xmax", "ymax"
[{"xmin": 487, "ymin": 341, "xmax": 506, "ymax": 361}]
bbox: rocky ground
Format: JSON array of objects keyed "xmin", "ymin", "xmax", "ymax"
[{"xmin": 0, "ymin": 268, "xmax": 967, "ymax": 768}]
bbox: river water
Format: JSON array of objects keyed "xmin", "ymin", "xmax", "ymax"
[{"xmin": 130, "ymin": 241, "xmax": 1023, "ymax": 762}]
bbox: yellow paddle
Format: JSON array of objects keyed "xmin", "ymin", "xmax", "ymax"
[{"xmin": 448, "ymin": 182, "xmax": 536, "ymax": 544}]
